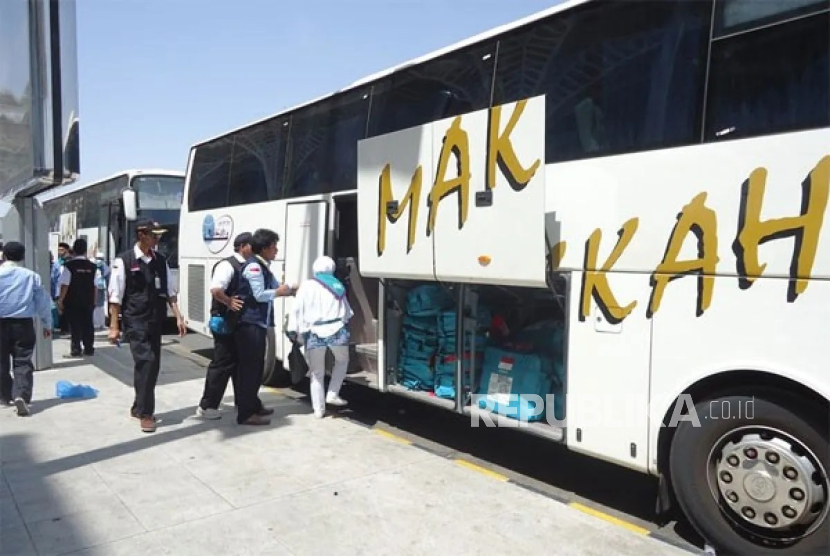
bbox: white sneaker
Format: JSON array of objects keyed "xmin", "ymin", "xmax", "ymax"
[
  {"xmin": 326, "ymin": 393, "xmax": 348, "ymax": 407},
  {"xmin": 314, "ymin": 408, "xmax": 326, "ymax": 419},
  {"xmin": 196, "ymin": 407, "xmax": 221, "ymax": 420}
]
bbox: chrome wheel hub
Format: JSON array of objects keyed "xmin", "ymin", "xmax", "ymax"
[{"xmin": 710, "ymin": 429, "xmax": 828, "ymax": 542}]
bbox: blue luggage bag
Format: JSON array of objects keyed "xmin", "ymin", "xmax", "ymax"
[
  {"xmin": 406, "ymin": 285, "xmax": 452, "ymax": 317},
  {"xmin": 477, "ymin": 347, "xmax": 554, "ymax": 422},
  {"xmin": 434, "ymin": 352, "xmax": 483, "ymax": 399}
]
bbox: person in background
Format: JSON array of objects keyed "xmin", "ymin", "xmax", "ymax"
[
  {"xmin": 233, "ymin": 228, "xmax": 295, "ymax": 426},
  {"xmin": 49, "ymin": 251, "xmax": 60, "ymax": 298},
  {"xmin": 107, "ymin": 218, "xmax": 187, "ymax": 433},
  {"xmin": 0, "ymin": 242, "xmax": 4, "ymax": 265},
  {"xmin": 286, "ymin": 255, "xmax": 352, "ymax": 418},
  {"xmin": 92, "ymin": 252, "xmax": 109, "ymax": 330},
  {"xmin": 55, "ymin": 242, "xmax": 71, "ymax": 334},
  {"xmin": 0, "ymin": 241, "xmax": 53, "ymax": 416},
  {"xmin": 49, "ymin": 251, "xmax": 61, "ymax": 331},
  {"xmin": 196, "ymin": 231, "xmax": 254, "ymax": 420},
  {"xmin": 57, "ymin": 238, "xmax": 100, "ymax": 357},
  {"xmin": 56, "ymin": 242, "xmax": 70, "ymax": 265}
]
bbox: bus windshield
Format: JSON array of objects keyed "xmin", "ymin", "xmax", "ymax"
[
  {"xmin": 132, "ymin": 175, "xmax": 184, "ymax": 210},
  {"xmin": 132, "ymin": 175, "xmax": 183, "ymax": 268},
  {"xmin": 141, "ymin": 209, "xmax": 179, "ymax": 268}
]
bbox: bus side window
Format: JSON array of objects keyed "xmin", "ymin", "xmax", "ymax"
[
  {"xmin": 227, "ymin": 119, "xmax": 285, "ymax": 207},
  {"xmin": 491, "ymin": 0, "xmax": 712, "ymax": 163},
  {"xmin": 366, "ymin": 41, "xmax": 496, "ymax": 139},
  {"xmin": 283, "ymin": 88, "xmax": 371, "ymax": 199},
  {"xmin": 704, "ymin": 3, "xmax": 829, "ymax": 142},
  {"xmin": 188, "ymin": 138, "xmax": 233, "ymax": 212}
]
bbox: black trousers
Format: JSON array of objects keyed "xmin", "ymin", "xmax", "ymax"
[
  {"xmin": 0, "ymin": 318, "xmax": 36, "ymax": 403},
  {"xmin": 198, "ymin": 332, "xmax": 240, "ymax": 410},
  {"xmin": 65, "ymin": 304, "xmax": 94, "ymax": 355},
  {"xmin": 235, "ymin": 323, "xmax": 265, "ymax": 423},
  {"xmin": 126, "ymin": 327, "xmax": 163, "ymax": 418}
]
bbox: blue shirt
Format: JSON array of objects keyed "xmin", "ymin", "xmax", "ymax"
[
  {"xmin": 0, "ymin": 262, "xmax": 53, "ymax": 328},
  {"xmin": 240, "ymin": 256, "xmax": 280, "ymax": 328},
  {"xmin": 50, "ymin": 261, "xmax": 61, "ymax": 299}
]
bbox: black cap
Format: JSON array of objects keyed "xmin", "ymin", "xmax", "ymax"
[
  {"xmin": 135, "ymin": 218, "xmax": 166, "ymax": 234},
  {"xmin": 233, "ymin": 232, "xmax": 253, "ymax": 250},
  {"xmin": 2, "ymin": 241, "xmax": 25, "ymax": 261}
]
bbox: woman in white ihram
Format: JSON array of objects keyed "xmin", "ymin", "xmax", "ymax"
[{"xmin": 287, "ymin": 256, "xmax": 353, "ymax": 418}]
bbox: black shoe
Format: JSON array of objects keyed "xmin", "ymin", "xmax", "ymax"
[
  {"xmin": 14, "ymin": 398, "xmax": 30, "ymax": 416},
  {"xmin": 84, "ymin": 350, "xmax": 95, "ymax": 356},
  {"xmin": 257, "ymin": 407, "xmax": 274, "ymax": 416}
]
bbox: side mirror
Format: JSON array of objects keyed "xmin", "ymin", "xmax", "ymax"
[{"xmin": 122, "ymin": 189, "xmax": 137, "ymax": 221}]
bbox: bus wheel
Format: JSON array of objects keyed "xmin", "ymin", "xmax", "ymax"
[{"xmin": 669, "ymin": 394, "xmax": 829, "ymax": 555}]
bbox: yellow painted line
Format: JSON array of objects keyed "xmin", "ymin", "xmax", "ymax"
[
  {"xmin": 374, "ymin": 429, "xmax": 412, "ymax": 444},
  {"xmin": 568, "ymin": 502, "xmax": 650, "ymax": 536},
  {"xmin": 454, "ymin": 459, "xmax": 509, "ymax": 482}
]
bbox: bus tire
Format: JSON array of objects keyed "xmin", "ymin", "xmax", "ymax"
[{"xmin": 669, "ymin": 393, "xmax": 829, "ymax": 556}]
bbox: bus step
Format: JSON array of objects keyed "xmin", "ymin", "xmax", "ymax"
[{"xmin": 355, "ymin": 343, "xmax": 378, "ymax": 359}]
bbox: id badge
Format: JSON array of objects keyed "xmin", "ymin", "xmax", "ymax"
[{"xmin": 154, "ymin": 276, "xmax": 162, "ymax": 290}]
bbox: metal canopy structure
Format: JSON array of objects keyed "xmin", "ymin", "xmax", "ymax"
[{"xmin": 0, "ymin": 0, "xmax": 80, "ymax": 202}]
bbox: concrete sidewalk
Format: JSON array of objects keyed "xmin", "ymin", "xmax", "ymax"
[{"xmin": 1, "ymin": 336, "xmax": 692, "ymax": 556}]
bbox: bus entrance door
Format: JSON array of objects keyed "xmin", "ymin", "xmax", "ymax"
[{"xmin": 279, "ymin": 201, "xmax": 328, "ymax": 364}]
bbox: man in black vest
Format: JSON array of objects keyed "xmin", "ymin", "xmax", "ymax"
[
  {"xmin": 195, "ymin": 231, "xmax": 261, "ymax": 419},
  {"xmin": 107, "ymin": 218, "xmax": 187, "ymax": 433},
  {"xmin": 56, "ymin": 238, "xmax": 99, "ymax": 356}
]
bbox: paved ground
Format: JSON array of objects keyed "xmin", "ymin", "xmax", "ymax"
[{"xmin": 0, "ymin": 332, "xmax": 704, "ymax": 556}]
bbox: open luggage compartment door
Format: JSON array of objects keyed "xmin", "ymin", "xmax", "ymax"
[
  {"xmin": 431, "ymin": 96, "xmax": 547, "ymax": 288},
  {"xmin": 357, "ymin": 125, "xmax": 436, "ymax": 282},
  {"xmin": 357, "ymin": 95, "xmax": 547, "ymax": 288}
]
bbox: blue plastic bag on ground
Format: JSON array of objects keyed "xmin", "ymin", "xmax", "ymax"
[{"xmin": 55, "ymin": 380, "xmax": 98, "ymax": 399}]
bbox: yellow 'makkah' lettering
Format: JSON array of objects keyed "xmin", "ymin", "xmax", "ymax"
[
  {"xmin": 579, "ymin": 218, "xmax": 639, "ymax": 323},
  {"xmin": 427, "ymin": 117, "xmax": 471, "ymax": 236},
  {"xmin": 648, "ymin": 192, "xmax": 719, "ymax": 318},
  {"xmin": 487, "ymin": 99, "xmax": 541, "ymax": 191},
  {"xmin": 376, "ymin": 163, "xmax": 422, "ymax": 256},
  {"xmin": 550, "ymin": 241, "xmax": 567, "ymax": 270},
  {"xmin": 733, "ymin": 156, "xmax": 829, "ymax": 301}
]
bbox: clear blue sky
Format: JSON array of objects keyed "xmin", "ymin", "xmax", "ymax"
[{"xmin": 76, "ymin": 0, "xmax": 559, "ymax": 184}]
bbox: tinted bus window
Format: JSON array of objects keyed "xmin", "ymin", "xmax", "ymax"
[
  {"xmin": 492, "ymin": 0, "xmax": 711, "ymax": 163},
  {"xmin": 284, "ymin": 88, "xmax": 371, "ymax": 198},
  {"xmin": 367, "ymin": 41, "xmax": 496, "ymax": 138},
  {"xmin": 188, "ymin": 137, "xmax": 233, "ymax": 211},
  {"xmin": 228, "ymin": 118, "xmax": 288, "ymax": 206},
  {"xmin": 705, "ymin": 12, "xmax": 829, "ymax": 142},
  {"xmin": 714, "ymin": 0, "xmax": 828, "ymax": 37}
]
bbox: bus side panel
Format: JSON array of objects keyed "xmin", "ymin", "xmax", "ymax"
[
  {"xmin": 649, "ymin": 276, "xmax": 830, "ymax": 473},
  {"xmin": 565, "ymin": 270, "xmax": 652, "ymax": 473}
]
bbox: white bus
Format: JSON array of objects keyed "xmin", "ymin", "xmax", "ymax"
[
  {"xmin": 178, "ymin": 1, "xmax": 829, "ymax": 553},
  {"xmin": 38, "ymin": 169, "xmax": 185, "ymax": 304}
]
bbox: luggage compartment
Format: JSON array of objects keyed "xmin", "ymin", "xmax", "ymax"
[{"xmin": 380, "ymin": 277, "xmax": 569, "ymax": 442}]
